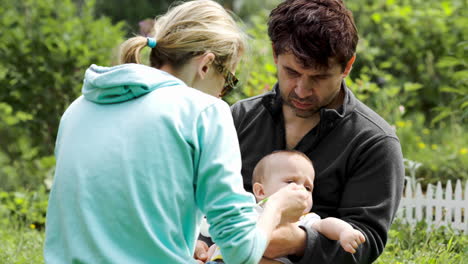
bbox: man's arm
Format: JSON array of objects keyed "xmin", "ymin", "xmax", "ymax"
[{"xmin": 266, "ymin": 137, "xmax": 404, "ymax": 264}]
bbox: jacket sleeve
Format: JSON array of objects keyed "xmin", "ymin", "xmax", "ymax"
[
  {"xmin": 294, "ymin": 136, "xmax": 404, "ymax": 264},
  {"xmin": 194, "ymin": 100, "xmax": 267, "ymax": 264}
]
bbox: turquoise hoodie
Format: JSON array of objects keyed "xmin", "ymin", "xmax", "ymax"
[{"xmin": 44, "ymin": 64, "xmax": 266, "ymax": 264}]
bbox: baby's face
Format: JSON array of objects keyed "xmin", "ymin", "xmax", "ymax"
[{"xmin": 261, "ymin": 155, "xmax": 314, "ymax": 213}]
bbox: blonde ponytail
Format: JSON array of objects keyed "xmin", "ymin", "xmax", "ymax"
[
  {"xmin": 118, "ymin": 0, "xmax": 246, "ymax": 71},
  {"xmin": 119, "ymin": 36, "xmax": 148, "ymax": 64}
]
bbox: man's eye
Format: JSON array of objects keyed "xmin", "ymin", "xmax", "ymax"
[
  {"xmin": 286, "ymin": 70, "xmax": 299, "ymax": 77},
  {"xmin": 286, "ymin": 180, "xmax": 294, "ymax": 184},
  {"xmin": 305, "ymin": 186, "xmax": 312, "ymax": 192}
]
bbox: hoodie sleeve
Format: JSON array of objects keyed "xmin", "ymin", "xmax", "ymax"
[{"xmin": 193, "ymin": 100, "xmax": 267, "ymax": 264}]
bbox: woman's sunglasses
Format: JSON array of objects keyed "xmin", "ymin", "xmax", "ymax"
[{"xmin": 215, "ymin": 64, "xmax": 238, "ymax": 98}]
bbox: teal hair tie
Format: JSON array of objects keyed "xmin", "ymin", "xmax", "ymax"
[{"xmin": 147, "ymin": 37, "xmax": 157, "ymax": 48}]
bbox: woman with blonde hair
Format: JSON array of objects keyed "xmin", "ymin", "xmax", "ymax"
[{"xmin": 44, "ymin": 1, "xmax": 308, "ymax": 263}]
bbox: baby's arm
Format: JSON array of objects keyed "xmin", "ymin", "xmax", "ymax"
[{"xmin": 310, "ymin": 217, "xmax": 365, "ymax": 254}]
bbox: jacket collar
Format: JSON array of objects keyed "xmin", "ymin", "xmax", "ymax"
[{"xmin": 261, "ymin": 81, "xmax": 356, "ymax": 123}]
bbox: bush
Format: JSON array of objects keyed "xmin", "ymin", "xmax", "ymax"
[
  {"xmin": 0, "ymin": 0, "xmax": 126, "ymax": 156},
  {"xmin": 225, "ymin": 10, "xmax": 277, "ymax": 105},
  {"xmin": 93, "ymin": 0, "xmax": 172, "ymax": 35},
  {"xmin": 0, "ymin": 187, "xmax": 49, "ymax": 230},
  {"xmin": 346, "ymin": 77, "xmax": 468, "ymax": 184},
  {"xmin": 0, "ymin": 103, "xmax": 56, "ymax": 191},
  {"xmin": 347, "ymin": 0, "xmax": 468, "ymax": 123},
  {"xmin": 0, "ymin": 0, "xmax": 125, "ymax": 191}
]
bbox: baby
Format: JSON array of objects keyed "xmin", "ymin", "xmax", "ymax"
[{"xmin": 204, "ymin": 150, "xmax": 365, "ymax": 263}]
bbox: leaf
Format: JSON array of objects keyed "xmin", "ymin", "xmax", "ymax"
[
  {"xmin": 441, "ymin": 1, "xmax": 453, "ymax": 16},
  {"xmin": 453, "ymin": 70, "xmax": 468, "ymax": 82},
  {"xmin": 460, "ymin": 101, "xmax": 468, "ymax": 109},
  {"xmin": 431, "ymin": 111, "xmax": 451, "ymax": 125},
  {"xmin": 440, "ymin": 86, "xmax": 465, "ymax": 95},
  {"xmin": 403, "ymin": 82, "xmax": 423, "ymax": 92},
  {"xmin": 371, "ymin": 13, "xmax": 382, "ymax": 23},
  {"xmin": 264, "ymin": 63, "xmax": 276, "ymax": 74},
  {"xmin": 436, "ymin": 57, "xmax": 460, "ymax": 68}
]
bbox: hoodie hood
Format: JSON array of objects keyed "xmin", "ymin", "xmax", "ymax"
[{"xmin": 82, "ymin": 64, "xmax": 186, "ymax": 104}]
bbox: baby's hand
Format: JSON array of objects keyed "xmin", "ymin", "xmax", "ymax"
[{"xmin": 339, "ymin": 229, "xmax": 365, "ymax": 254}]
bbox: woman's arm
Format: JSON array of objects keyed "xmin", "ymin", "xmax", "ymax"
[{"xmin": 194, "ymin": 101, "xmax": 308, "ymax": 264}]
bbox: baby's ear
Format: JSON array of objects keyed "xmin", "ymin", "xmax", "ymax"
[{"xmin": 253, "ymin": 183, "xmax": 266, "ymax": 201}]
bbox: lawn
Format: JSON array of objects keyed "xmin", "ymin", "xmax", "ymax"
[{"xmin": 1, "ymin": 217, "xmax": 466, "ymax": 264}]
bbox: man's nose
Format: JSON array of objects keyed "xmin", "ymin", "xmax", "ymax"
[{"xmin": 294, "ymin": 79, "xmax": 313, "ymax": 98}]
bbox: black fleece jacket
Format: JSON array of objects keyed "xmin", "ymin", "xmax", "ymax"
[{"xmin": 230, "ymin": 82, "xmax": 404, "ymax": 264}]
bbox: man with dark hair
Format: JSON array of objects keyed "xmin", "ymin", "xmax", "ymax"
[{"xmin": 230, "ymin": 0, "xmax": 404, "ymax": 263}]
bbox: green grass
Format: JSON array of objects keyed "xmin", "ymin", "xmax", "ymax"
[
  {"xmin": 376, "ymin": 220, "xmax": 468, "ymax": 264},
  {"xmin": 1, "ymin": 218, "xmax": 466, "ymax": 264},
  {"xmin": 0, "ymin": 218, "xmax": 44, "ymax": 264}
]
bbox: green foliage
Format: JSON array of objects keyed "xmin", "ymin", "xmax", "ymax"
[
  {"xmin": 220, "ymin": 0, "xmax": 281, "ymax": 19},
  {"xmin": 93, "ymin": 0, "xmax": 172, "ymax": 35},
  {"xmin": 225, "ymin": 10, "xmax": 277, "ymax": 105},
  {"xmin": 91, "ymin": 0, "xmax": 283, "ymax": 36},
  {"xmin": 0, "ymin": 187, "xmax": 49, "ymax": 230},
  {"xmin": 346, "ymin": 77, "xmax": 468, "ymax": 184},
  {"xmin": 0, "ymin": 103, "xmax": 55, "ymax": 191},
  {"xmin": 395, "ymin": 114, "xmax": 467, "ymax": 184},
  {"xmin": 0, "ymin": 0, "xmax": 126, "ymax": 156},
  {"xmin": 0, "ymin": 188, "xmax": 47, "ymax": 263},
  {"xmin": 376, "ymin": 220, "xmax": 468, "ymax": 263},
  {"xmin": 347, "ymin": 0, "xmax": 468, "ymax": 123}
]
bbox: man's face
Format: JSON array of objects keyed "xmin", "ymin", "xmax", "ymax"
[{"xmin": 275, "ymin": 52, "xmax": 347, "ymax": 118}]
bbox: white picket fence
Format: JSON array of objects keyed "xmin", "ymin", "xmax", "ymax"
[{"xmin": 396, "ymin": 179, "xmax": 468, "ymax": 234}]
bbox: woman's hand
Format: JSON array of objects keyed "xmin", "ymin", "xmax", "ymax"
[
  {"xmin": 257, "ymin": 183, "xmax": 309, "ymax": 250},
  {"xmin": 193, "ymin": 240, "xmax": 209, "ymax": 263},
  {"xmin": 266, "ymin": 183, "xmax": 309, "ymax": 225}
]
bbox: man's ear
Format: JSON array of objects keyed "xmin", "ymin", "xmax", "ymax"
[
  {"xmin": 253, "ymin": 182, "xmax": 266, "ymax": 201},
  {"xmin": 342, "ymin": 55, "xmax": 356, "ymax": 77},
  {"xmin": 197, "ymin": 52, "xmax": 216, "ymax": 80}
]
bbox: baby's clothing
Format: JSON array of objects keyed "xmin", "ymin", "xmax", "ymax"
[{"xmin": 201, "ymin": 204, "xmax": 320, "ymax": 263}]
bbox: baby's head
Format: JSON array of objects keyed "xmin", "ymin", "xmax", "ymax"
[{"xmin": 252, "ymin": 150, "xmax": 314, "ymax": 214}]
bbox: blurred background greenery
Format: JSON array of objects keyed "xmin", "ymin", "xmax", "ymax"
[
  {"xmin": 1, "ymin": 0, "xmax": 466, "ymax": 191},
  {"xmin": 0, "ymin": 0, "xmax": 467, "ymax": 262}
]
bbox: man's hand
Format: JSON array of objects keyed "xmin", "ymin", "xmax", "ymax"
[
  {"xmin": 194, "ymin": 240, "xmax": 209, "ymax": 263},
  {"xmin": 339, "ymin": 229, "xmax": 366, "ymax": 254},
  {"xmin": 263, "ymin": 223, "xmax": 307, "ymax": 259}
]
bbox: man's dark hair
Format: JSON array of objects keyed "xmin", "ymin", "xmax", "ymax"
[{"xmin": 268, "ymin": 0, "xmax": 358, "ymax": 70}]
